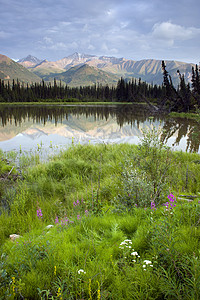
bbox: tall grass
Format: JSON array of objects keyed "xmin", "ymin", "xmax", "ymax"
[{"xmin": 0, "ymin": 131, "xmax": 200, "ymax": 299}]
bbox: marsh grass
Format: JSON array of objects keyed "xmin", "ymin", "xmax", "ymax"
[{"xmin": 1, "ymin": 133, "xmax": 200, "ymax": 299}]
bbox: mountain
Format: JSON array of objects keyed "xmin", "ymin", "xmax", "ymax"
[
  {"xmin": 18, "ymin": 52, "xmax": 195, "ymax": 86},
  {"xmin": 43, "ymin": 64, "xmax": 120, "ymax": 86},
  {"xmin": 18, "ymin": 55, "xmax": 43, "ymax": 68},
  {"xmin": 28, "ymin": 52, "xmax": 99, "ymax": 77},
  {"xmin": 0, "ymin": 54, "xmax": 41, "ymax": 83}
]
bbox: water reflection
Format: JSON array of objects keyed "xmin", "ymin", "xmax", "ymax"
[
  {"xmin": 0, "ymin": 104, "xmax": 199, "ymax": 153},
  {"xmin": 161, "ymin": 117, "xmax": 200, "ymax": 153},
  {"xmin": 0, "ymin": 104, "xmax": 155, "ymax": 127}
]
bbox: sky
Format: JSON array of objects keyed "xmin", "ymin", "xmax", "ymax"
[{"xmin": 0, "ymin": 0, "xmax": 200, "ymax": 63}]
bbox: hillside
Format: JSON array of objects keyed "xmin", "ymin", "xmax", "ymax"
[
  {"xmin": 18, "ymin": 52, "xmax": 195, "ymax": 86},
  {"xmin": 43, "ymin": 64, "xmax": 120, "ymax": 86},
  {"xmin": 0, "ymin": 54, "xmax": 41, "ymax": 83}
]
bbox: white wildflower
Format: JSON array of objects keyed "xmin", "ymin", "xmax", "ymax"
[
  {"xmin": 120, "ymin": 241, "xmax": 127, "ymax": 245},
  {"xmin": 143, "ymin": 260, "xmax": 152, "ymax": 265},
  {"xmin": 78, "ymin": 269, "xmax": 86, "ymax": 274},
  {"xmin": 124, "ymin": 239, "xmax": 132, "ymax": 243},
  {"xmin": 131, "ymin": 251, "xmax": 138, "ymax": 256}
]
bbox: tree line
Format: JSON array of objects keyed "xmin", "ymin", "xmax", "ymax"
[
  {"xmin": 0, "ymin": 77, "xmax": 164, "ymax": 103},
  {"xmin": 161, "ymin": 61, "xmax": 200, "ymax": 112},
  {"xmin": 0, "ymin": 61, "xmax": 200, "ymax": 112}
]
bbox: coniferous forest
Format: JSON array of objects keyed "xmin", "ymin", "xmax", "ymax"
[{"xmin": 0, "ymin": 61, "xmax": 200, "ymax": 112}]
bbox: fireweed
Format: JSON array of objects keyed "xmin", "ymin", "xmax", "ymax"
[
  {"xmin": 54, "ymin": 208, "xmax": 89, "ymax": 230},
  {"xmin": 165, "ymin": 193, "xmax": 177, "ymax": 210},
  {"xmin": 151, "ymin": 201, "xmax": 157, "ymax": 210},
  {"xmin": 36, "ymin": 208, "xmax": 43, "ymax": 219},
  {"xmin": 54, "ymin": 216, "xmax": 74, "ymax": 227}
]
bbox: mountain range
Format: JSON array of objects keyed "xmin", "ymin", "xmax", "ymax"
[
  {"xmin": 0, "ymin": 52, "xmax": 196, "ymax": 87},
  {"xmin": 0, "ymin": 54, "xmax": 41, "ymax": 83}
]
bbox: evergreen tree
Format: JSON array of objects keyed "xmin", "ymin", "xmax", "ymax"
[{"xmin": 116, "ymin": 77, "xmax": 126, "ymax": 101}]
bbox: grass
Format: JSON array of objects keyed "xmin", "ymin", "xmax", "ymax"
[
  {"xmin": 0, "ymin": 101, "xmax": 135, "ymax": 106},
  {"xmin": 1, "ymin": 132, "xmax": 200, "ymax": 299},
  {"xmin": 169, "ymin": 111, "xmax": 200, "ymax": 121}
]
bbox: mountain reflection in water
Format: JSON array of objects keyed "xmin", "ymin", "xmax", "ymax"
[{"xmin": 0, "ymin": 104, "xmax": 199, "ymax": 153}]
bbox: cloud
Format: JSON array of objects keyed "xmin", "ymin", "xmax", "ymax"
[
  {"xmin": 0, "ymin": 0, "xmax": 200, "ymax": 63},
  {"xmin": 0, "ymin": 31, "xmax": 10, "ymax": 38},
  {"xmin": 152, "ymin": 21, "xmax": 200, "ymax": 42}
]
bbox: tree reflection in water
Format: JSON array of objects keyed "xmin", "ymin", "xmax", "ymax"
[
  {"xmin": 0, "ymin": 104, "xmax": 199, "ymax": 153},
  {"xmin": 161, "ymin": 117, "xmax": 200, "ymax": 152}
]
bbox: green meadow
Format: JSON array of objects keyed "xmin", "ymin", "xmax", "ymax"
[{"xmin": 1, "ymin": 128, "xmax": 200, "ymax": 299}]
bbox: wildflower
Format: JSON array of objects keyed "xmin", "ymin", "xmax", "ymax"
[
  {"xmin": 151, "ymin": 201, "xmax": 157, "ymax": 210},
  {"xmin": 54, "ymin": 266, "xmax": 56, "ymax": 276},
  {"xmin": 57, "ymin": 287, "xmax": 62, "ymax": 299},
  {"xmin": 77, "ymin": 214, "xmax": 81, "ymax": 220},
  {"xmin": 131, "ymin": 251, "xmax": 139, "ymax": 256},
  {"xmin": 120, "ymin": 241, "xmax": 127, "ymax": 245},
  {"xmin": 85, "ymin": 210, "xmax": 89, "ymax": 216},
  {"xmin": 77, "ymin": 199, "xmax": 80, "ymax": 205},
  {"xmin": 143, "ymin": 260, "xmax": 152, "ymax": 265},
  {"xmin": 78, "ymin": 269, "xmax": 86, "ymax": 274},
  {"xmin": 167, "ymin": 193, "xmax": 176, "ymax": 202},
  {"xmin": 11, "ymin": 276, "xmax": 15, "ymax": 296},
  {"xmin": 73, "ymin": 201, "xmax": 76, "ymax": 207},
  {"xmin": 37, "ymin": 208, "xmax": 43, "ymax": 219},
  {"xmin": 119, "ymin": 239, "xmax": 132, "ymax": 249},
  {"xmin": 143, "ymin": 259, "xmax": 153, "ymax": 270},
  {"xmin": 89, "ymin": 279, "xmax": 92, "ymax": 300},
  {"xmin": 97, "ymin": 280, "xmax": 101, "ymax": 300},
  {"xmin": 110, "ymin": 254, "xmax": 115, "ymax": 267},
  {"xmin": 168, "ymin": 193, "xmax": 177, "ymax": 208},
  {"xmin": 55, "ymin": 216, "xmax": 59, "ymax": 224}
]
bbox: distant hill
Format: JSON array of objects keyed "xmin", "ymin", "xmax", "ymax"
[
  {"xmin": 43, "ymin": 64, "xmax": 120, "ymax": 87},
  {"xmin": 18, "ymin": 52, "xmax": 195, "ymax": 87},
  {"xmin": 0, "ymin": 54, "xmax": 41, "ymax": 83}
]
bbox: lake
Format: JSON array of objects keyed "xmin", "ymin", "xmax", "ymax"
[{"xmin": 0, "ymin": 103, "xmax": 200, "ymax": 154}]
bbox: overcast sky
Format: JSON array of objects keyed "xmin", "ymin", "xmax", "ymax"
[{"xmin": 0, "ymin": 0, "xmax": 200, "ymax": 63}]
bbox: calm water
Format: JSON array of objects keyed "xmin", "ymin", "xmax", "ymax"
[{"xmin": 0, "ymin": 104, "xmax": 200, "ymax": 154}]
